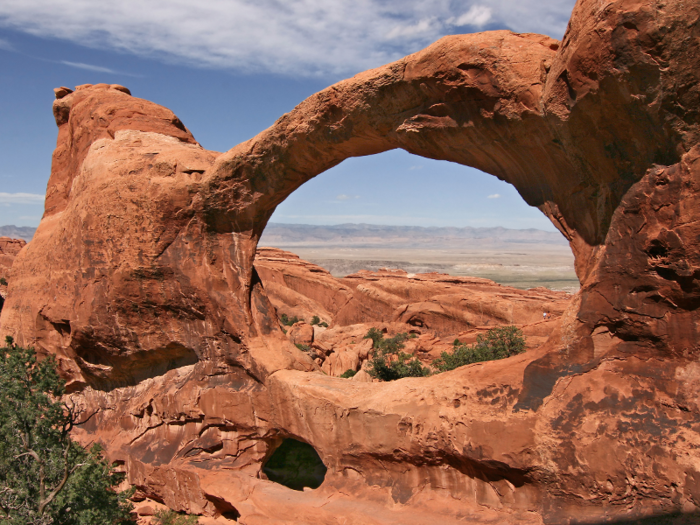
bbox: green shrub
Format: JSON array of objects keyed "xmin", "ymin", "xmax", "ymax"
[
  {"xmin": 153, "ymin": 508, "xmax": 199, "ymax": 525},
  {"xmin": 339, "ymin": 369, "xmax": 357, "ymax": 379},
  {"xmin": 0, "ymin": 336, "xmax": 136, "ymax": 524},
  {"xmin": 0, "ymin": 278, "xmax": 6, "ymax": 286},
  {"xmin": 295, "ymin": 343, "xmax": 311, "ymax": 352},
  {"xmin": 310, "ymin": 315, "xmax": 320, "ymax": 326},
  {"xmin": 364, "ymin": 327, "xmax": 384, "ymax": 347},
  {"xmin": 280, "ymin": 314, "xmax": 302, "ymax": 326},
  {"xmin": 318, "ymin": 321, "xmax": 329, "ymax": 328},
  {"xmin": 433, "ymin": 326, "xmax": 526, "ymax": 372},
  {"xmin": 363, "ymin": 329, "xmax": 430, "ymax": 381}
]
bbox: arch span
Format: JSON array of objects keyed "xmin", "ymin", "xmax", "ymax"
[{"xmin": 2, "ymin": 0, "xmax": 700, "ymax": 521}]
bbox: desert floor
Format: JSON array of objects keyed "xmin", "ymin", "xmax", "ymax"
[{"xmin": 262, "ymin": 242, "xmax": 578, "ymax": 292}]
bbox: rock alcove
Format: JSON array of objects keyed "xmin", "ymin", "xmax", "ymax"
[
  {"xmin": 262, "ymin": 438, "xmax": 327, "ymax": 491},
  {"xmin": 1, "ymin": 0, "xmax": 700, "ymax": 522}
]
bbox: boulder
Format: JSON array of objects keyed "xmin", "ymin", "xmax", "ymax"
[{"xmin": 287, "ymin": 322, "xmax": 313, "ymax": 347}]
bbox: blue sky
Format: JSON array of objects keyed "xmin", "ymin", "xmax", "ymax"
[{"xmin": 0, "ymin": 0, "xmax": 576, "ymax": 230}]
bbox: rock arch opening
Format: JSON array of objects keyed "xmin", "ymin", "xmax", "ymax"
[
  {"xmin": 262, "ymin": 438, "xmax": 327, "ymax": 491},
  {"xmin": 259, "ymin": 150, "xmax": 578, "ymax": 291}
]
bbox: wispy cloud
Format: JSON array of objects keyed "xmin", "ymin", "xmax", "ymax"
[
  {"xmin": 386, "ymin": 18, "xmax": 439, "ymax": 40},
  {"xmin": 0, "ymin": 192, "xmax": 45, "ymax": 204},
  {"xmin": 0, "ymin": 0, "xmax": 576, "ymax": 77},
  {"xmin": 0, "ymin": 37, "xmax": 13, "ymax": 51},
  {"xmin": 487, "ymin": 194, "xmax": 501, "ymax": 199},
  {"xmin": 448, "ymin": 6, "xmax": 493, "ymax": 27},
  {"xmin": 60, "ymin": 60, "xmax": 119, "ymax": 74},
  {"xmin": 336, "ymin": 194, "xmax": 360, "ymax": 201}
]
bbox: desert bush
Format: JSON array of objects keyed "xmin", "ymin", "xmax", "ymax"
[
  {"xmin": 295, "ymin": 343, "xmax": 311, "ymax": 352},
  {"xmin": 309, "ymin": 315, "xmax": 329, "ymax": 327},
  {"xmin": 280, "ymin": 314, "xmax": 302, "ymax": 326},
  {"xmin": 153, "ymin": 509, "xmax": 199, "ymax": 525},
  {"xmin": 0, "ymin": 277, "xmax": 7, "ymax": 286},
  {"xmin": 339, "ymin": 369, "xmax": 357, "ymax": 379},
  {"xmin": 363, "ymin": 329, "xmax": 430, "ymax": 381},
  {"xmin": 432, "ymin": 326, "xmax": 526, "ymax": 372}
]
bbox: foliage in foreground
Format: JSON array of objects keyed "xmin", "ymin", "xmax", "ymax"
[
  {"xmin": 0, "ymin": 336, "xmax": 135, "ymax": 525},
  {"xmin": 339, "ymin": 369, "xmax": 357, "ymax": 379},
  {"xmin": 364, "ymin": 328, "xmax": 430, "ymax": 381},
  {"xmin": 432, "ymin": 325, "xmax": 526, "ymax": 372},
  {"xmin": 153, "ymin": 508, "xmax": 199, "ymax": 525}
]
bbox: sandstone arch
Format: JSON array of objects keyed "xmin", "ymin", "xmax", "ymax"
[{"xmin": 1, "ymin": 0, "xmax": 700, "ymax": 522}]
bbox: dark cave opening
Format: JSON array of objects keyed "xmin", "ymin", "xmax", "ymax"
[{"xmin": 262, "ymin": 438, "xmax": 327, "ymax": 491}]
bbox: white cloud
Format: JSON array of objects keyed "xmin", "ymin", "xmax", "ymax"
[
  {"xmin": 386, "ymin": 18, "xmax": 438, "ymax": 40},
  {"xmin": 60, "ymin": 60, "xmax": 119, "ymax": 74},
  {"xmin": 0, "ymin": 37, "xmax": 13, "ymax": 51},
  {"xmin": 336, "ymin": 194, "xmax": 360, "ymax": 201},
  {"xmin": 448, "ymin": 6, "xmax": 492, "ymax": 27},
  {"xmin": 0, "ymin": 0, "xmax": 576, "ymax": 77},
  {"xmin": 0, "ymin": 193, "xmax": 45, "ymax": 204},
  {"xmin": 487, "ymin": 193, "xmax": 501, "ymax": 199}
]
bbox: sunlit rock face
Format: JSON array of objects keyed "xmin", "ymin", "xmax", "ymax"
[
  {"xmin": 2, "ymin": 0, "xmax": 700, "ymax": 522},
  {"xmin": 0, "ymin": 237, "xmax": 26, "ymax": 316}
]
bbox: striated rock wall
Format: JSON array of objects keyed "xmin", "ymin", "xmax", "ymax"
[
  {"xmin": 0, "ymin": 237, "xmax": 26, "ymax": 314},
  {"xmin": 0, "ymin": 237, "xmax": 26, "ymax": 280},
  {"xmin": 255, "ymin": 247, "xmax": 569, "ymax": 377},
  {"xmin": 2, "ymin": 0, "xmax": 700, "ymax": 522},
  {"xmin": 256, "ymin": 247, "xmax": 570, "ymax": 335}
]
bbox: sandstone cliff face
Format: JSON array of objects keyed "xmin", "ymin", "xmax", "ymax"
[
  {"xmin": 255, "ymin": 247, "xmax": 570, "ymax": 336},
  {"xmin": 255, "ymin": 247, "xmax": 568, "ymax": 377},
  {"xmin": 0, "ymin": 237, "xmax": 26, "ymax": 279},
  {"xmin": 3, "ymin": 0, "xmax": 700, "ymax": 522},
  {"xmin": 0, "ymin": 237, "xmax": 26, "ymax": 313}
]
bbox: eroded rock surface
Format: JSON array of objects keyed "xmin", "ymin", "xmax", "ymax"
[
  {"xmin": 256, "ymin": 247, "xmax": 569, "ymax": 377},
  {"xmin": 3, "ymin": 0, "xmax": 700, "ymax": 522},
  {"xmin": 0, "ymin": 237, "xmax": 26, "ymax": 313}
]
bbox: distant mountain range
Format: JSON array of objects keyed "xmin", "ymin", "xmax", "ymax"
[
  {"xmin": 259, "ymin": 222, "xmax": 569, "ymax": 247},
  {"xmin": 0, "ymin": 225, "xmax": 36, "ymax": 242},
  {"xmin": 0, "ymin": 222, "xmax": 570, "ymax": 247}
]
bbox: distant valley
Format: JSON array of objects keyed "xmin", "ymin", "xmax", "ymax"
[{"xmin": 260, "ymin": 223, "xmax": 578, "ymax": 291}]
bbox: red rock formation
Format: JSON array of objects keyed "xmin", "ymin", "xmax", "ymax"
[
  {"xmin": 254, "ymin": 248, "xmax": 349, "ymax": 325},
  {"xmin": 0, "ymin": 237, "xmax": 25, "ymax": 279},
  {"xmin": 0, "ymin": 237, "xmax": 26, "ymax": 313},
  {"xmin": 255, "ymin": 247, "xmax": 569, "ymax": 377},
  {"xmin": 2, "ymin": 0, "xmax": 700, "ymax": 522},
  {"xmin": 255, "ymin": 247, "xmax": 570, "ymax": 337}
]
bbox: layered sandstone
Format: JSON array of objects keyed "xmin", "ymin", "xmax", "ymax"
[
  {"xmin": 0, "ymin": 237, "xmax": 26, "ymax": 312},
  {"xmin": 2, "ymin": 0, "xmax": 700, "ymax": 522},
  {"xmin": 255, "ymin": 247, "xmax": 569, "ymax": 335},
  {"xmin": 0, "ymin": 237, "xmax": 25, "ymax": 279},
  {"xmin": 255, "ymin": 247, "xmax": 569, "ymax": 376}
]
